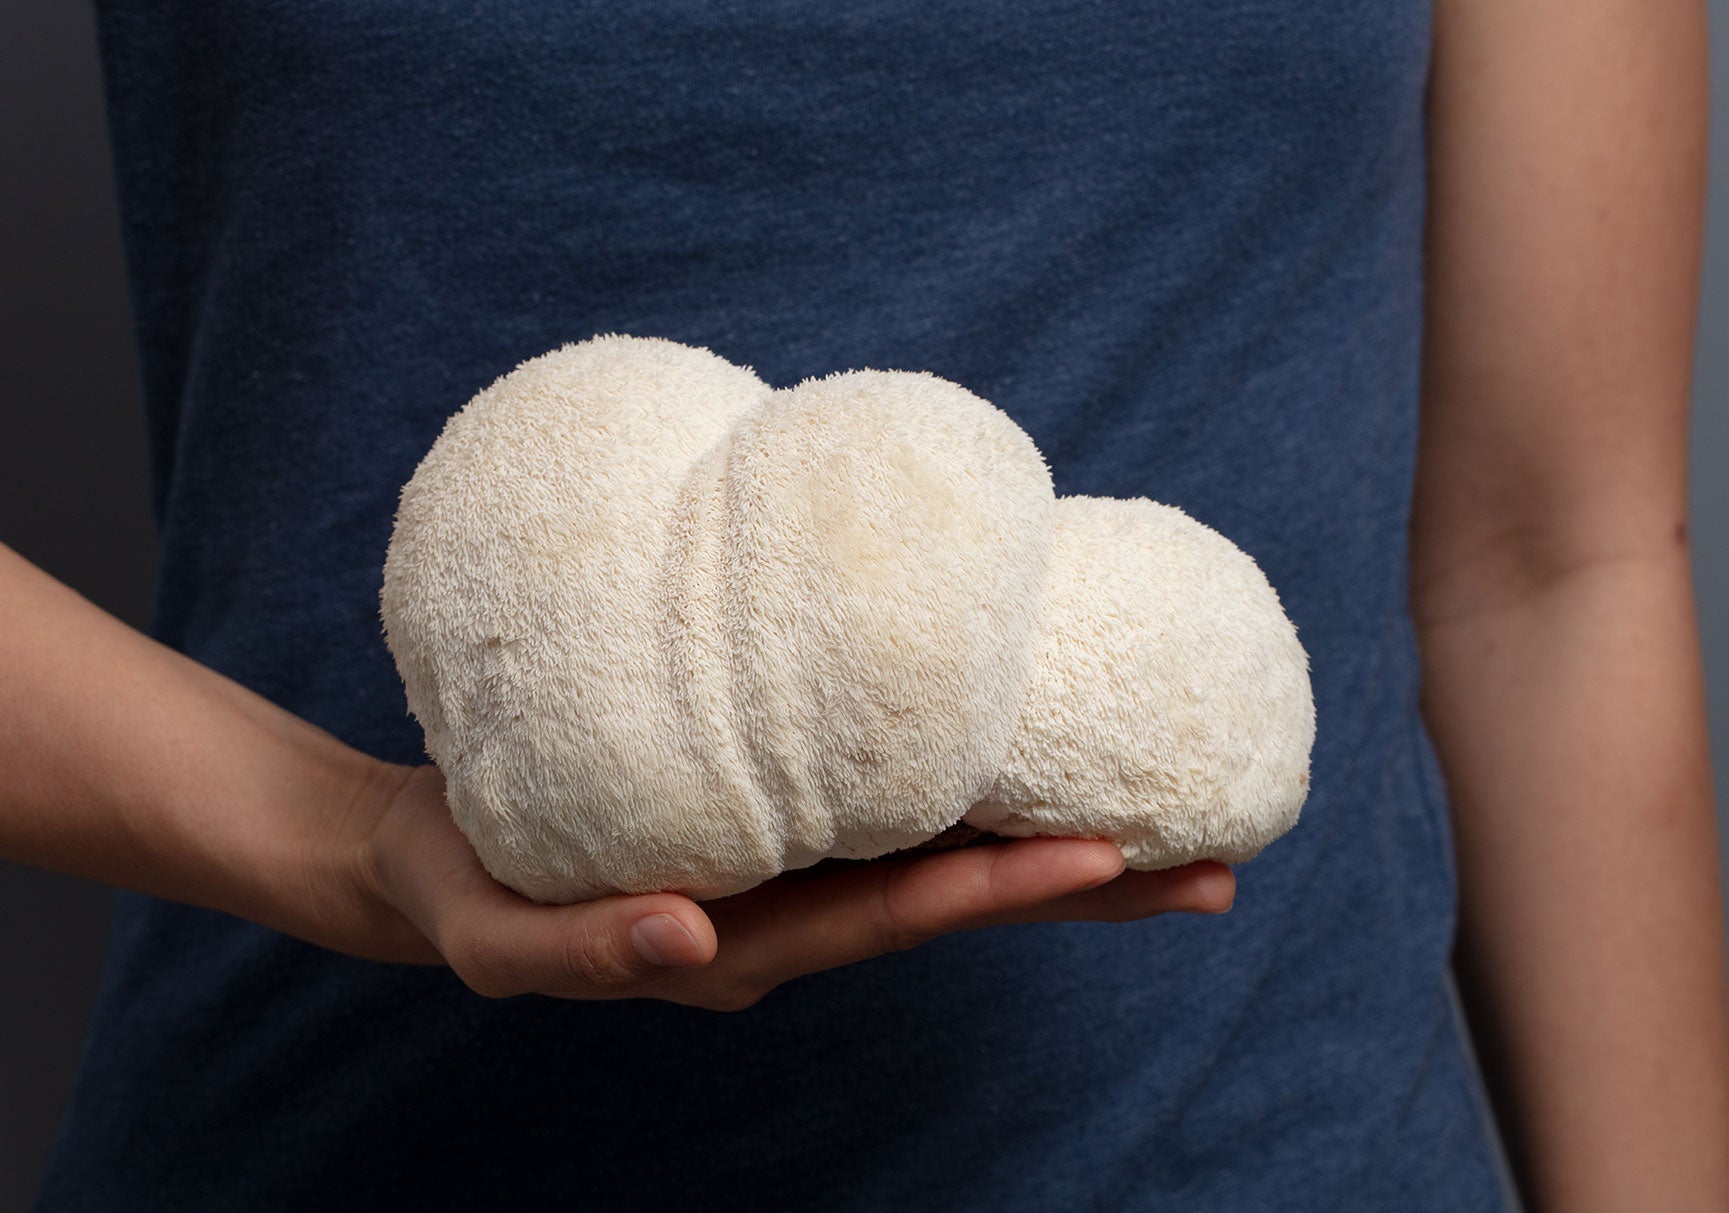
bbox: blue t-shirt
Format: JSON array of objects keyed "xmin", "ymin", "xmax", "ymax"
[{"xmin": 42, "ymin": 2, "xmax": 1509, "ymax": 1209}]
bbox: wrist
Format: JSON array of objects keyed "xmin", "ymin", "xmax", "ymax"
[
  {"xmin": 125, "ymin": 661, "xmax": 425, "ymax": 960},
  {"xmin": 262, "ymin": 744, "xmax": 435, "ymax": 962}
]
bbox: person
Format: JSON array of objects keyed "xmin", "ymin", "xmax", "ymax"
[{"xmin": 9, "ymin": 1, "xmax": 1728, "ymax": 1208}]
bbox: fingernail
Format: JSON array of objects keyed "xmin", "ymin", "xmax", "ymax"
[{"xmin": 630, "ymin": 914, "xmax": 704, "ymax": 967}]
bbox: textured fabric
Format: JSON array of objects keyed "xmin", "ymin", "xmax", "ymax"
[{"xmin": 42, "ymin": 1, "xmax": 1511, "ymax": 1208}]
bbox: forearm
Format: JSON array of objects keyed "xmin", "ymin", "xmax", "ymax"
[
  {"xmin": 1414, "ymin": 545, "xmax": 1729, "ymax": 1210},
  {"xmin": 0, "ymin": 541, "xmax": 410, "ymax": 954}
]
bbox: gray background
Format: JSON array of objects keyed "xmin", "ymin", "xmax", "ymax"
[{"xmin": 1, "ymin": 3, "xmax": 1724, "ymax": 1210}]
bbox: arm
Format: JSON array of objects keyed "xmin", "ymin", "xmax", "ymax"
[
  {"xmin": 1415, "ymin": 1, "xmax": 1729, "ymax": 1206},
  {"xmin": 0, "ymin": 540, "xmax": 1233, "ymax": 1009}
]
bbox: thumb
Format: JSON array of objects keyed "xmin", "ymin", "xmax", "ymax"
[
  {"xmin": 371, "ymin": 767, "xmax": 718, "ymax": 998},
  {"xmin": 438, "ymin": 881, "xmax": 720, "ymax": 999}
]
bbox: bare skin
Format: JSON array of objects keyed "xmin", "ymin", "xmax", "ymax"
[
  {"xmin": 1417, "ymin": 0, "xmax": 1729, "ymax": 1206},
  {"xmin": 0, "ymin": 540, "xmax": 1233, "ymax": 1014}
]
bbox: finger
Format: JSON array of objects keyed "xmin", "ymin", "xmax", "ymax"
[
  {"xmin": 708, "ymin": 836, "xmax": 1128, "ymax": 989},
  {"xmin": 962, "ymin": 860, "xmax": 1236, "ymax": 929}
]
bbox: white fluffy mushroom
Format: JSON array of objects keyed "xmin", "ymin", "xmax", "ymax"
[{"xmin": 381, "ymin": 334, "xmax": 1314, "ymax": 903}]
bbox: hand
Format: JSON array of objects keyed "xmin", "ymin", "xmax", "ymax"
[
  {"xmin": 352, "ymin": 764, "xmax": 1236, "ymax": 1012},
  {"xmin": 0, "ymin": 543, "xmax": 1230, "ymax": 1012}
]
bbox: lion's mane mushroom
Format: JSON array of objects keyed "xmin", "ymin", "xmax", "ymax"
[{"xmin": 381, "ymin": 334, "xmax": 1315, "ymax": 903}]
